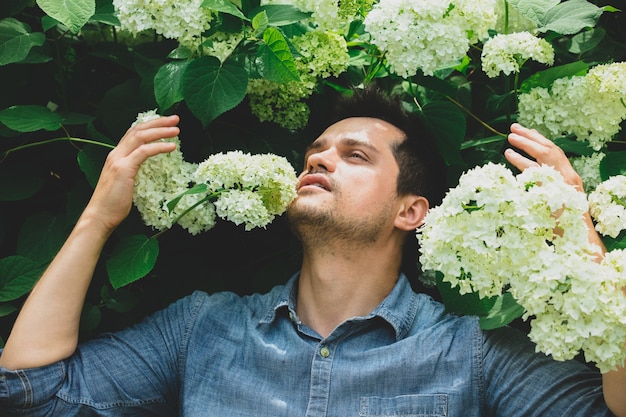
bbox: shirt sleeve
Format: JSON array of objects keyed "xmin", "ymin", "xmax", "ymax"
[
  {"xmin": 482, "ymin": 325, "xmax": 616, "ymax": 417},
  {"xmin": 0, "ymin": 291, "xmax": 206, "ymax": 417}
]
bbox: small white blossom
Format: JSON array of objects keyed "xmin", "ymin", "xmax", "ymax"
[
  {"xmin": 571, "ymin": 152, "xmax": 605, "ymax": 193},
  {"xmin": 481, "ymin": 32, "xmax": 554, "ymax": 78},
  {"xmin": 589, "ymin": 175, "xmax": 626, "ymax": 238}
]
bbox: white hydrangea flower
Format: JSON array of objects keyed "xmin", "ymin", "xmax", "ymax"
[
  {"xmin": 132, "ymin": 110, "xmax": 199, "ymax": 231},
  {"xmin": 418, "ymin": 163, "xmax": 626, "ymax": 371},
  {"xmin": 481, "ymin": 32, "xmax": 554, "ymax": 78},
  {"xmin": 570, "ymin": 152, "xmax": 605, "ymax": 193},
  {"xmin": 113, "ymin": 0, "xmax": 215, "ymax": 50},
  {"xmin": 202, "ymin": 31, "xmax": 244, "ymax": 62},
  {"xmin": 518, "ymin": 62, "xmax": 626, "ymax": 150},
  {"xmin": 364, "ymin": 0, "xmax": 497, "ymax": 77},
  {"xmin": 193, "ymin": 151, "xmax": 298, "ymax": 230},
  {"xmin": 588, "ymin": 175, "xmax": 626, "ymax": 238},
  {"xmin": 132, "ymin": 112, "xmax": 298, "ymax": 233}
]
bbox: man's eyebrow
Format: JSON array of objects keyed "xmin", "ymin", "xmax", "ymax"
[{"xmin": 305, "ymin": 137, "xmax": 379, "ymax": 154}]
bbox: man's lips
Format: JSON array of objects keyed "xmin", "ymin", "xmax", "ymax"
[{"xmin": 297, "ymin": 173, "xmax": 331, "ymax": 191}]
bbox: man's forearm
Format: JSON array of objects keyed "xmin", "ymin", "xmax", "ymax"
[{"xmin": 0, "ymin": 210, "xmax": 113, "ymax": 370}]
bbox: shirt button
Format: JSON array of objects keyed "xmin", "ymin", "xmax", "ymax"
[{"xmin": 320, "ymin": 346, "xmax": 330, "ymax": 358}]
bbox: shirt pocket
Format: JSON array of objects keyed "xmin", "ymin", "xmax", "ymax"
[{"xmin": 359, "ymin": 394, "xmax": 448, "ymax": 417}]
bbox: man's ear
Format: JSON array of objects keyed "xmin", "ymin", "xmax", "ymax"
[{"xmin": 394, "ymin": 195, "xmax": 429, "ymax": 231}]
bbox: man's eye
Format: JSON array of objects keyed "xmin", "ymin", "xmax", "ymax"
[{"xmin": 349, "ymin": 152, "xmax": 366, "ymax": 160}]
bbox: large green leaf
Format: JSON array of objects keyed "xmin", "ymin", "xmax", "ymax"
[
  {"xmin": 106, "ymin": 234, "xmax": 159, "ymax": 289},
  {"xmin": 0, "ymin": 303, "xmax": 17, "ymax": 318},
  {"xmin": 17, "ymin": 212, "xmax": 66, "ymax": 263},
  {"xmin": 77, "ymin": 144, "xmax": 109, "ymax": 188},
  {"xmin": 202, "ymin": 0, "xmax": 248, "ymax": 20},
  {"xmin": 479, "ymin": 293, "xmax": 525, "ymax": 330},
  {"xmin": 600, "ymin": 151, "xmax": 626, "ymax": 179},
  {"xmin": 520, "ymin": 61, "xmax": 589, "ymax": 93},
  {"xmin": 539, "ymin": 0, "xmax": 604, "ymax": 35},
  {"xmin": 0, "ymin": 158, "xmax": 46, "ymax": 202},
  {"xmin": 436, "ymin": 273, "xmax": 497, "ymax": 316},
  {"xmin": 255, "ymin": 27, "xmax": 300, "ymax": 84},
  {"xmin": 250, "ymin": 4, "xmax": 311, "ymax": 25},
  {"xmin": 0, "ymin": 256, "xmax": 44, "ymax": 302},
  {"xmin": 37, "ymin": 0, "xmax": 95, "ymax": 34},
  {"xmin": 0, "ymin": 105, "xmax": 63, "ymax": 132},
  {"xmin": 183, "ymin": 56, "xmax": 248, "ymax": 127},
  {"xmin": 154, "ymin": 60, "xmax": 190, "ymax": 111},
  {"xmin": 422, "ymin": 101, "xmax": 466, "ymax": 166},
  {"xmin": 508, "ymin": 0, "xmax": 561, "ymax": 25},
  {"xmin": 0, "ymin": 18, "xmax": 45, "ymax": 66}
]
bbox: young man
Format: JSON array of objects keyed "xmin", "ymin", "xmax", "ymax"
[{"xmin": 0, "ymin": 89, "xmax": 624, "ymax": 416}]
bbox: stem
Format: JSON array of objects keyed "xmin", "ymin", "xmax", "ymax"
[
  {"xmin": 2, "ymin": 137, "xmax": 115, "ymax": 160},
  {"xmin": 611, "ymin": 194, "xmax": 626, "ymax": 209},
  {"xmin": 445, "ymin": 95, "xmax": 507, "ymax": 137}
]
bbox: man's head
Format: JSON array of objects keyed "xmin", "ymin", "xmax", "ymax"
[{"xmin": 325, "ymin": 86, "xmax": 447, "ymax": 206}]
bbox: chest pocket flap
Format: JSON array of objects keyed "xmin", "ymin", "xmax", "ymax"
[{"xmin": 360, "ymin": 394, "xmax": 447, "ymax": 417}]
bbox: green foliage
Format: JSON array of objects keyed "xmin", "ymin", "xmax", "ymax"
[{"xmin": 0, "ymin": 0, "xmax": 624, "ymax": 343}]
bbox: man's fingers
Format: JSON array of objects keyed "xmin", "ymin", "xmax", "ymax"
[{"xmin": 116, "ymin": 115, "xmax": 180, "ymax": 155}]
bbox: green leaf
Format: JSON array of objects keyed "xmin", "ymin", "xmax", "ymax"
[
  {"xmin": 0, "ymin": 303, "xmax": 17, "ymax": 317},
  {"xmin": 100, "ymin": 286, "xmax": 138, "ymax": 313},
  {"xmin": 252, "ymin": 10, "xmax": 269, "ymax": 34},
  {"xmin": 0, "ymin": 105, "xmax": 63, "ymax": 132},
  {"xmin": 508, "ymin": 0, "xmax": 561, "ymax": 25},
  {"xmin": 202, "ymin": 0, "xmax": 248, "ymax": 20},
  {"xmin": 90, "ymin": 2, "xmax": 120, "ymax": 26},
  {"xmin": 0, "ymin": 158, "xmax": 46, "ymax": 202},
  {"xmin": 421, "ymin": 101, "xmax": 466, "ymax": 166},
  {"xmin": 520, "ymin": 61, "xmax": 589, "ymax": 93},
  {"xmin": 461, "ymin": 135, "xmax": 507, "ymax": 150},
  {"xmin": 0, "ymin": 256, "xmax": 44, "ymax": 302},
  {"xmin": 436, "ymin": 273, "xmax": 497, "ymax": 316},
  {"xmin": 154, "ymin": 60, "xmax": 190, "ymax": 111},
  {"xmin": 106, "ymin": 235, "xmax": 159, "ymax": 289},
  {"xmin": 183, "ymin": 56, "xmax": 248, "ymax": 127},
  {"xmin": 479, "ymin": 293, "xmax": 525, "ymax": 330},
  {"xmin": 250, "ymin": 5, "xmax": 311, "ymax": 26},
  {"xmin": 77, "ymin": 144, "xmax": 108, "ymax": 188},
  {"xmin": 568, "ymin": 28, "xmax": 605, "ymax": 54},
  {"xmin": 553, "ymin": 136, "xmax": 595, "ymax": 156},
  {"xmin": 0, "ymin": 18, "xmax": 46, "ymax": 66},
  {"xmin": 17, "ymin": 212, "xmax": 66, "ymax": 263},
  {"xmin": 600, "ymin": 151, "xmax": 626, "ymax": 179},
  {"xmin": 60, "ymin": 111, "xmax": 96, "ymax": 125},
  {"xmin": 80, "ymin": 303, "xmax": 101, "ymax": 333},
  {"xmin": 36, "ymin": 0, "xmax": 95, "ymax": 34},
  {"xmin": 539, "ymin": 0, "xmax": 604, "ymax": 35},
  {"xmin": 256, "ymin": 27, "xmax": 300, "ymax": 84},
  {"xmin": 166, "ymin": 183, "xmax": 208, "ymax": 212}
]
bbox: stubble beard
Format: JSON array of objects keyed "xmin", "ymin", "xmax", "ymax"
[{"xmin": 286, "ymin": 191, "xmax": 392, "ymax": 250}]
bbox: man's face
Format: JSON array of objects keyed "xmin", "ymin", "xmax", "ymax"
[{"xmin": 287, "ymin": 117, "xmax": 405, "ymax": 246}]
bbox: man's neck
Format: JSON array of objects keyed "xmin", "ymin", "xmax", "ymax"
[{"xmin": 295, "ymin": 241, "xmax": 402, "ymax": 338}]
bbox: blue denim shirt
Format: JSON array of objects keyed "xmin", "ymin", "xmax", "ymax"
[{"xmin": 0, "ymin": 273, "xmax": 614, "ymax": 416}]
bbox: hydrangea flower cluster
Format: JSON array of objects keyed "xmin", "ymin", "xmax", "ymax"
[
  {"xmin": 247, "ymin": 30, "xmax": 349, "ymax": 130},
  {"xmin": 518, "ymin": 62, "xmax": 626, "ymax": 150},
  {"xmin": 132, "ymin": 111, "xmax": 298, "ymax": 234},
  {"xmin": 112, "ymin": 0, "xmax": 215, "ymax": 51},
  {"xmin": 364, "ymin": 0, "xmax": 497, "ymax": 77},
  {"xmin": 570, "ymin": 152, "xmax": 605, "ymax": 193},
  {"xmin": 588, "ymin": 175, "xmax": 626, "ymax": 238},
  {"xmin": 418, "ymin": 163, "xmax": 626, "ymax": 372},
  {"xmin": 481, "ymin": 32, "xmax": 554, "ymax": 78}
]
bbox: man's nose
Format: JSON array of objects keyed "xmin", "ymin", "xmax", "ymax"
[{"xmin": 306, "ymin": 148, "xmax": 336, "ymax": 173}]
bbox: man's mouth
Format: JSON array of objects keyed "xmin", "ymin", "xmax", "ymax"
[{"xmin": 297, "ymin": 173, "xmax": 331, "ymax": 191}]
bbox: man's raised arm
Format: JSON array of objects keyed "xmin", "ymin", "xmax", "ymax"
[
  {"xmin": 0, "ymin": 115, "xmax": 179, "ymax": 371},
  {"xmin": 505, "ymin": 123, "xmax": 625, "ymax": 417}
]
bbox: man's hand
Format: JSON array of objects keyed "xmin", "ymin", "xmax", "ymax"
[
  {"xmin": 84, "ymin": 115, "xmax": 180, "ymax": 233},
  {"xmin": 504, "ymin": 123, "xmax": 583, "ymax": 191}
]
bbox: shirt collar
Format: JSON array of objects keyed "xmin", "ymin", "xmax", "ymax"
[{"xmin": 260, "ymin": 272, "xmax": 419, "ymax": 340}]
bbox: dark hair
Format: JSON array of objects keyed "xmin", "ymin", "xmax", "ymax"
[{"xmin": 325, "ymin": 86, "xmax": 447, "ymax": 206}]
